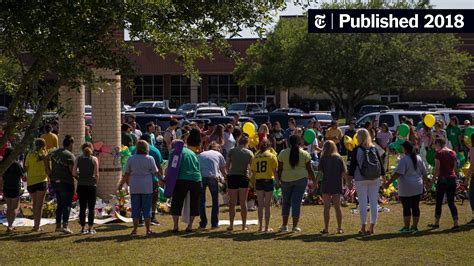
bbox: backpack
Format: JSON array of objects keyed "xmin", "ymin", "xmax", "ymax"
[{"xmin": 358, "ymin": 147, "xmax": 382, "ymax": 180}]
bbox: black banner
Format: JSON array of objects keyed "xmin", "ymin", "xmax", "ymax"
[{"xmin": 308, "ymin": 9, "xmax": 474, "ymax": 33}]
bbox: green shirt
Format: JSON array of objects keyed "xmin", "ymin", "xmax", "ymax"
[
  {"xmin": 121, "ymin": 131, "xmax": 134, "ymax": 147},
  {"xmin": 50, "ymin": 148, "xmax": 75, "ymax": 184},
  {"xmin": 175, "ymin": 147, "xmax": 202, "ymax": 182},
  {"xmin": 278, "ymin": 148, "xmax": 311, "ymax": 182},
  {"xmin": 446, "ymin": 125, "xmax": 461, "ymax": 148},
  {"xmin": 228, "ymin": 147, "xmax": 254, "ymax": 176}
]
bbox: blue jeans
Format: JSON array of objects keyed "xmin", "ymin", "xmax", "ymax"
[
  {"xmin": 54, "ymin": 182, "xmax": 74, "ymax": 226},
  {"xmin": 470, "ymin": 178, "xmax": 474, "ymax": 212},
  {"xmin": 199, "ymin": 176, "xmax": 219, "ymax": 228},
  {"xmin": 281, "ymin": 178, "xmax": 308, "ymax": 218},
  {"xmin": 131, "ymin": 193, "xmax": 153, "ymax": 219}
]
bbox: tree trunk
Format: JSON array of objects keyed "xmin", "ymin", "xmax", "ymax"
[{"xmin": 0, "ymin": 84, "xmax": 59, "ymax": 176}]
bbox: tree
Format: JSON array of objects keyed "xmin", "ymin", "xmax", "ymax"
[
  {"xmin": 0, "ymin": 1, "xmax": 286, "ymax": 175},
  {"xmin": 234, "ymin": 1, "xmax": 473, "ymax": 122}
]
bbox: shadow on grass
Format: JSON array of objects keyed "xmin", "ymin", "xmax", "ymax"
[
  {"xmin": 358, "ymin": 225, "xmax": 474, "ymax": 241},
  {"xmin": 0, "ymin": 231, "xmax": 74, "ymax": 242},
  {"xmin": 95, "ymin": 224, "xmax": 130, "ymax": 233}
]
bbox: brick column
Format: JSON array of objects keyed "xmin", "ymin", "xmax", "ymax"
[
  {"xmin": 92, "ymin": 69, "xmax": 121, "ymax": 199},
  {"xmin": 280, "ymin": 89, "xmax": 289, "ymax": 108},
  {"xmin": 58, "ymin": 85, "xmax": 85, "ymax": 156}
]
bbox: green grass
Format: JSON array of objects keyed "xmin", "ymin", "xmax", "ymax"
[{"xmin": 1, "ymin": 202, "xmax": 473, "ymax": 265}]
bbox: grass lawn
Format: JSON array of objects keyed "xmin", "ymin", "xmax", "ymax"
[{"xmin": 1, "ymin": 202, "xmax": 473, "ymax": 265}]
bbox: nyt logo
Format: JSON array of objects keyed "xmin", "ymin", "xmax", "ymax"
[{"xmin": 314, "ymin": 14, "xmax": 326, "ymax": 29}]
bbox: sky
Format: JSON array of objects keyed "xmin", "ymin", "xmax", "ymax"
[{"xmin": 124, "ymin": 0, "xmax": 474, "ymax": 40}]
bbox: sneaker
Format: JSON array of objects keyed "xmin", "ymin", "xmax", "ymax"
[
  {"xmin": 410, "ymin": 227, "xmax": 419, "ymax": 233},
  {"xmin": 292, "ymin": 227, "xmax": 302, "ymax": 232},
  {"xmin": 81, "ymin": 229, "xmax": 89, "ymax": 235},
  {"xmin": 62, "ymin": 228, "xmax": 73, "ymax": 234},
  {"xmin": 466, "ymin": 219, "xmax": 474, "ymax": 226},
  {"xmin": 55, "ymin": 227, "xmax": 63, "ymax": 233},
  {"xmin": 89, "ymin": 229, "xmax": 97, "ymax": 235},
  {"xmin": 399, "ymin": 227, "xmax": 411, "ymax": 233},
  {"xmin": 151, "ymin": 218, "xmax": 161, "ymax": 226},
  {"xmin": 279, "ymin": 225, "xmax": 289, "ymax": 232}
]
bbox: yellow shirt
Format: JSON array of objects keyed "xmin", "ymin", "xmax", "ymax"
[
  {"xmin": 40, "ymin": 133, "xmax": 59, "ymax": 150},
  {"xmin": 325, "ymin": 128, "xmax": 343, "ymax": 144},
  {"xmin": 25, "ymin": 152, "xmax": 49, "ymax": 186},
  {"xmin": 251, "ymin": 150, "xmax": 278, "ymax": 180},
  {"xmin": 278, "ymin": 148, "xmax": 311, "ymax": 182}
]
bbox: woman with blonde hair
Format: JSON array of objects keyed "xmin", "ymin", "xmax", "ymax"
[
  {"xmin": 349, "ymin": 128, "xmax": 385, "ymax": 235},
  {"xmin": 315, "ymin": 140, "xmax": 348, "ymax": 234},
  {"xmin": 208, "ymin": 124, "xmax": 225, "ymax": 147},
  {"xmin": 258, "ymin": 124, "xmax": 270, "ymax": 143},
  {"xmin": 73, "ymin": 142, "xmax": 99, "ymax": 234},
  {"xmin": 25, "ymin": 138, "xmax": 49, "ymax": 232}
]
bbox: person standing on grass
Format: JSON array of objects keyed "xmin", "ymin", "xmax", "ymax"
[
  {"xmin": 226, "ymin": 134, "xmax": 254, "ymax": 231},
  {"xmin": 270, "ymin": 121, "xmax": 286, "ymax": 154},
  {"xmin": 466, "ymin": 133, "xmax": 474, "ymax": 226},
  {"xmin": 73, "ymin": 142, "xmax": 99, "ymax": 234},
  {"xmin": 348, "ymin": 128, "xmax": 385, "ymax": 235},
  {"xmin": 25, "ymin": 138, "xmax": 49, "ymax": 232},
  {"xmin": 40, "ymin": 124, "xmax": 59, "ymax": 151},
  {"xmin": 325, "ymin": 121, "xmax": 343, "ymax": 151},
  {"xmin": 117, "ymin": 140, "xmax": 161, "ymax": 236},
  {"xmin": 198, "ymin": 142, "xmax": 227, "ymax": 230},
  {"xmin": 316, "ymin": 140, "xmax": 348, "ymax": 235},
  {"xmin": 163, "ymin": 119, "xmax": 179, "ymax": 160},
  {"xmin": 1, "ymin": 148, "xmax": 25, "ymax": 233},
  {"xmin": 277, "ymin": 135, "xmax": 315, "ymax": 233},
  {"xmin": 169, "ymin": 140, "xmax": 202, "ymax": 233},
  {"xmin": 223, "ymin": 124, "xmax": 236, "ymax": 158},
  {"xmin": 251, "ymin": 139, "xmax": 278, "ymax": 232},
  {"xmin": 48, "ymin": 135, "xmax": 76, "ymax": 234},
  {"xmin": 428, "ymin": 138, "xmax": 460, "ymax": 231},
  {"xmin": 384, "ymin": 141, "xmax": 427, "ymax": 233},
  {"xmin": 446, "ymin": 116, "xmax": 462, "ymax": 152}
]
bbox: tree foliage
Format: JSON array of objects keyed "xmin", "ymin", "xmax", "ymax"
[
  {"xmin": 0, "ymin": 0, "xmax": 286, "ymax": 174},
  {"xmin": 234, "ymin": 1, "xmax": 473, "ymax": 121}
]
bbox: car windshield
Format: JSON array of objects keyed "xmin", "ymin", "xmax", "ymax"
[
  {"xmin": 399, "ymin": 114, "xmax": 423, "ymax": 125},
  {"xmin": 135, "ymin": 102, "xmax": 164, "ymax": 108},
  {"xmin": 177, "ymin": 103, "xmax": 196, "ymax": 111},
  {"xmin": 228, "ymin": 103, "xmax": 246, "ymax": 111},
  {"xmin": 314, "ymin": 114, "xmax": 332, "ymax": 121},
  {"xmin": 295, "ymin": 117, "xmax": 315, "ymax": 128},
  {"xmin": 449, "ymin": 113, "xmax": 473, "ymax": 124}
]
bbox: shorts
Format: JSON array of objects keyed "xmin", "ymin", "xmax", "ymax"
[
  {"xmin": 227, "ymin": 175, "xmax": 249, "ymax": 189},
  {"xmin": 256, "ymin": 179, "xmax": 274, "ymax": 192},
  {"xmin": 3, "ymin": 189, "xmax": 20, "ymax": 199},
  {"xmin": 27, "ymin": 182, "xmax": 47, "ymax": 194},
  {"xmin": 131, "ymin": 193, "xmax": 153, "ymax": 219}
]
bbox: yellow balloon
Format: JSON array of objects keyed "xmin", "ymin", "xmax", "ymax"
[
  {"xmin": 424, "ymin": 114, "xmax": 436, "ymax": 128},
  {"xmin": 353, "ymin": 134, "xmax": 358, "ymax": 146},
  {"xmin": 344, "ymin": 135, "xmax": 355, "ymax": 151},
  {"xmin": 242, "ymin": 122, "xmax": 256, "ymax": 137},
  {"xmin": 464, "ymin": 136, "xmax": 472, "ymax": 149}
]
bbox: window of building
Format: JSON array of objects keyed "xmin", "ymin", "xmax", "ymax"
[
  {"xmin": 246, "ymin": 84, "xmax": 275, "ymax": 103},
  {"xmin": 133, "ymin": 75, "xmax": 163, "ymax": 103},
  {"xmin": 208, "ymin": 75, "xmax": 239, "ymax": 105},
  {"xmin": 170, "ymin": 75, "xmax": 191, "ymax": 108}
]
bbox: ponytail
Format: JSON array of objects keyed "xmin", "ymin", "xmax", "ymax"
[
  {"xmin": 81, "ymin": 142, "xmax": 93, "ymax": 157},
  {"xmin": 288, "ymin": 135, "xmax": 300, "ymax": 168}
]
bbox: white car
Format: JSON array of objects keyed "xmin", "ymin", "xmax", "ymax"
[
  {"xmin": 339, "ymin": 110, "xmax": 442, "ymax": 133},
  {"xmin": 435, "ymin": 110, "xmax": 473, "ymax": 128},
  {"xmin": 193, "ymin": 107, "xmax": 227, "ymax": 118}
]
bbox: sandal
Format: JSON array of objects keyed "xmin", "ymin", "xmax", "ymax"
[
  {"xmin": 226, "ymin": 226, "xmax": 234, "ymax": 232},
  {"xmin": 265, "ymin": 228, "xmax": 274, "ymax": 233},
  {"xmin": 358, "ymin": 231, "xmax": 367, "ymax": 236},
  {"xmin": 337, "ymin": 229, "xmax": 344, "ymax": 234},
  {"xmin": 451, "ymin": 225, "xmax": 460, "ymax": 231},
  {"xmin": 185, "ymin": 228, "xmax": 194, "ymax": 233},
  {"xmin": 146, "ymin": 231, "xmax": 154, "ymax": 236},
  {"xmin": 130, "ymin": 230, "xmax": 137, "ymax": 236},
  {"xmin": 172, "ymin": 229, "xmax": 179, "ymax": 234},
  {"xmin": 427, "ymin": 224, "xmax": 440, "ymax": 229},
  {"xmin": 320, "ymin": 229, "xmax": 329, "ymax": 235}
]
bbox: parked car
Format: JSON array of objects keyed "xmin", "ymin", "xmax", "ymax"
[
  {"xmin": 227, "ymin": 102, "xmax": 266, "ymax": 116},
  {"xmin": 0, "ymin": 106, "xmax": 7, "ymax": 124},
  {"xmin": 388, "ymin": 102, "xmax": 423, "ymax": 110},
  {"xmin": 193, "ymin": 107, "xmax": 227, "ymax": 118},
  {"xmin": 176, "ymin": 102, "xmax": 218, "ymax": 117},
  {"xmin": 407, "ymin": 103, "xmax": 446, "ymax": 111},
  {"xmin": 340, "ymin": 110, "xmax": 440, "ymax": 133},
  {"xmin": 435, "ymin": 110, "xmax": 474, "ymax": 128},
  {"xmin": 455, "ymin": 103, "xmax": 474, "ymax": 110},
  {"xmin": 252, "ymin": 112, "xmax": 316, "ymax": 130},
  {"xmin": 272, "ymin": 108, "xmax": 304, "ymax": 113},
  {"xmin": 357, "ymin": 105, "xmax": 389, "ymax": 118},
  {"xmin": 129, "ymin": 113, "xmax": 184, "ymax": 131},
  {"xmin": 311, "ymin": 112, "xmax": 333, "ymax": 129},
  {"xmin": 126, "ymin": 101, "xmax": 171, "ymax": 114}
]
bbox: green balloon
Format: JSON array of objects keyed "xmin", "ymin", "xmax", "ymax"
[
  {"xmin": 303, "ymin": 129, "xmax": 316, "ymax": 144},
  {"xmin": 158, "ymin": 187, "xmax": 166, "ymax": 202},
  {"xmin": 465, "ymin": 126, "xmax": 474, "ymax": 138},
  {"xmin": 397, "ymin": 123, "xmax": 410, "ymax": 138},
  {"xmin": 457, "ymin": 152, "xmax": 465, "ymax": 167}
]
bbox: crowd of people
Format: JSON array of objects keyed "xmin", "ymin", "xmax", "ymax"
[{"xmin": 1, "ymin": 112, "xmax": 474, "ymax": 237}]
